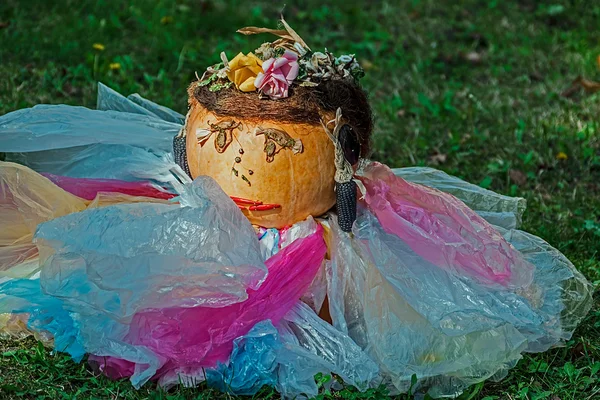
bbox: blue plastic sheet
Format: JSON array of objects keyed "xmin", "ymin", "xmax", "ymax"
[
  {"xmin": 36, "ymin": 176, "xmax": 266, "ymax": 319},
  {"xmin": 96, "ymin": 83, "xmax": 185, "ymax": 124},
  {"xmin": 1, "ymin": 83, "xmax": 189, "ymax": 192},
  {"xmin": 0, "ymin": 279, "xmax": 84, "ymax": 360},
  {"xmin": 207, "ymin": 302, "xmax": 379, "ymax": 399}
]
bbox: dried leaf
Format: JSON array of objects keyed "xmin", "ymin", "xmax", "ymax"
[
  {"xmin": 280, "ymin": 15, "xmax": 310, "ymax": 50},
  {"xmin": 561, "ymin": 76, "xmax": 600, "ymax": 98},
  {"xmin": 509, "ymin": 169, "xmax": 527, "ymax": 186},
  {"xmin": 237, "ymin": 16, "xmax": 310, "ymax": 52},
  {"xmin": 579, "ymin": 77, "xmax": 600, "ymax": 92},
  {"xmin": 271, "ymin": 38, "xmax": 296, "ymax": 51},
  {"xmin": 463, "ymin": 51, "xmax": 483, "ymax": 64},
  {"xmin": 428, "ymin": 152, "xmax": 447, "ymax": 166},
  {"xmin": 299, "ymin": 81, "xmax": 319, "ymax": 87},
  {"xmin": 237, "ymin": 27, "xmax": 291, "ymax": 40}
]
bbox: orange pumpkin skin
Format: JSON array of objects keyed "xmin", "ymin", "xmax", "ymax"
[{"xmin": 185, "ymin": 100, "xmax": 337, "ymax": 228}]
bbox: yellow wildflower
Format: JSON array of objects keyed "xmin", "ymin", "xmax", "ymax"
[
  {"xmin": 226, "ymin": 52, "xmax": 263, "ymax": 92},
  {"xmin": 93, "ymin": 43, "xmax": 105, "ymax": 51},
  {"xmin": 109, "ymin": 63, "xmax": 121, "ymax": 71},
  {"xmin": 556, "ymin": 152, "xmax": 568, "ymax": 161},
  {"xmin": 161, "ymin": 16, "xmax": 173, "ymax": 25}
]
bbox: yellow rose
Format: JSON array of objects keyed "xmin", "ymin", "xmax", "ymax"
[{"xmin": 226, "ymin": 52, "xmax": 263, "ymax": 92}]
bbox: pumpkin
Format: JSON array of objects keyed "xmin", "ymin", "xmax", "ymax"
[{"xmin": 185, "ymin": 97, "xmax": 337, "ymax": 228}]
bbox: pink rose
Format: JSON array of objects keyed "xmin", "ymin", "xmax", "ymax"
[{"xmin": 254, "ymin": 50, "xmax": 299, "ymax": 99}]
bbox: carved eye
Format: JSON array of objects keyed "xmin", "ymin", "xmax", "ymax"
[{"xmin": 338, "ymin": 124, "xmax": 360, "ymax": 166}]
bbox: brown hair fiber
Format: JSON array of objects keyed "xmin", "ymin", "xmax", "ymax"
[{"xmin": 188, "ymin": 79, "xmax": 373, "ymax": 157}]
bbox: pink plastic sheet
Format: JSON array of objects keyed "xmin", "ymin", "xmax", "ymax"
[
  {"xmin": 41, "ymin": 173, "xmax": 176, "ymax": 201},
  {"xmin": 360, "ymin": 162, "xmax": 534, "ymax": 288},
  {"xmin": 90, "ymin": 225, "xmax": 327, "ymax": 381}
]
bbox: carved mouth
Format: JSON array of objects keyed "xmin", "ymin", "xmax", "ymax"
[{"xmin": 230, "ymin": 196, "xmax": 281, "ymax": 211}]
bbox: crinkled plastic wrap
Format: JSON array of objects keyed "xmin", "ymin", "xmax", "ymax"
[
  {"xmin": 493, "ymin": 226, "xmax": 593, "ymax": 351},
  {"xmin": 256, "ymin": 217, "xmax": 327, "ymax": 313},
  {"xmin": 5, "ymin": 145, "xmax": 190, "ymax": 193},
  {"xmin": 0, "ymin": 278, "xmax": 85, "ymax": 358},
  {"xmin": 360, "ymin": 162, "xmax": 534, "ymax": 288},
  {"xmin": 41, "ymin": 173, "xmax": 175, "ymax": 201},
  {"xmin": 0, "ymin": 97, "xmax": 177, "ymax": 154},
  {"xmin": 0, "ymin": 162, "xmax": 86, "ymax": 272},
  {"xmin": 394, "ymin": 166, "xmax": 526, "ymax": 230},
  {"xmin": 96, "ymin": 83, "xmax": 185, "ymax": 124},
  {"xmin": 35, "ymin": 176, "xmax": 267, "ymax": 319},
  {"xmin": 324, "ymin": 166, "xmax": 593, "ymax": 397},
  {"xmin": 207, "ymin": 302, "xmax": 378, "ymax": 399},
  {"xmin": 0, "ymin": 86, "xmax": 593, "ymax": 399},
  {"xmin": 0, "ymin": 177, "xmax": 275, "ymax": 387},
  {"xmin": 91, "ymin": 225, "xmax": 326, "ymax": 385},
  {"xmin": 1, "ymin": 83, "xmax": 189, "ymax": 192}
]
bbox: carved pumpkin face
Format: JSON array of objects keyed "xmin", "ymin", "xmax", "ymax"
[{"xmin": 185, "ymin": 99, "xmax": 337, "ymax": 228}]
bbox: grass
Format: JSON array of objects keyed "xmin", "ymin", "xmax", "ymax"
[{"xmin": 1, "ymin": 0, "xmax": 599, "ymax": 398}]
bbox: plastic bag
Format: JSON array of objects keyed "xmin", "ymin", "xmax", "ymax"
[
  {"xmin": 206, "ymin": 302, "xmax": 379, "ymax": 399},
  {"xmin": 0, "ymin": 162, "xmax": 86, "ymax": 272},
  {"xmin": 92, "ymin": 225, "xmax": 326, "ymax": 386},
  {"xmin": 327, "ymin": 212, "xmax": 529, "ymax": 396},
  {"xmin": 206, "ymin": 320, "xmax": 281, "ymax": 395},
  {"xmin": 258, "ymin": 227, "xmax": 281, "ymax": 260},
  {"xmin": 325, "ymin": 201, "xmax": 592, "ymax": 397},
  {"xmin": 1, "ymin": 83, "xmax": 190, "ymax": 193},
  {"xmin": 277, "ymin": 302, "xmax": 379, "ymax": 397},
  {"xmin": 36, "ymin": 176, "xmax": 267, "ymax": 319},
  {"xmin": 0, "ymin": 278, "xmax": 86, "ymax": 360},
  {"xmin": 493, "ymin": 225, "xmax": 593, "ymax": 351},
  {"xmin": 96, "ymin": 83, "xmax": 185, "ymax": 124},
  {"xmin": 360, "ymin": 162, "xmax": 534, "ymax": 288},
  {"xmin": 394, "ymin": 166, "xmax": 526, "ymax": 230},
  {"xmin": 41, "ymin": 173, "xmax": 176, "ymax": 201},
  {"xmin": 0, "ymin": 176, "xmax": 275, "ymax": 387},
  {"xmin": 0, "ymin": 104, "xmax": 178, "ymax": 154}
]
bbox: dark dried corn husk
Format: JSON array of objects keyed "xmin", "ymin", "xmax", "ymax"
[
  {"xmin": 336, "ymin": 180, "xmax": 357, "ymax": 232},
  {"xmin": 173, "ymin": 134, "xmax": 191, "ymax": 178}
]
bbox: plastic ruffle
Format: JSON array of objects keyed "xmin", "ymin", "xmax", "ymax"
[
  {"xmin": 41, "ymin": 173, "xmax": 176, "ymax": 201},
  {"xmin": 0, "ymin": 162, "xmax": 87, "ymax": 273},
  {"xmin": 1, "ymin": 83, "xmax": 190, "ymax": 193},
  {"xmin": 359, "ymin": 162, "xmax": 534, "ymax": 288},
  {"xmin": 206, "ymin": 302, "xmax": 379, "ymax": 399},
  {"xmin": 92, "ymin": 226, "xmax": 326, "ymax": 385}
]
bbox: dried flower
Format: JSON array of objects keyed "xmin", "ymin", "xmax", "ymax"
[
  {"xmin": 255, "ymin": 50, "xmax": 299, "ymax": 99},
  {"xmin": 254, "ymin": 42, "xmax": 275, "ymax": 60},
  {"xmin": 226, "ymin": 52, "xmax": 263, "ymax": 92}
]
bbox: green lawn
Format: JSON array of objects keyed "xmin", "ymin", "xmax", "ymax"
[{"xmin": 1, "ymin": 0, "xmax": 599, "ymax": 399}]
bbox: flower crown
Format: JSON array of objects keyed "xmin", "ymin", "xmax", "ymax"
[{"xmin": 197, "ymin": 17, "xmax": 365, "ymax": 100}]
